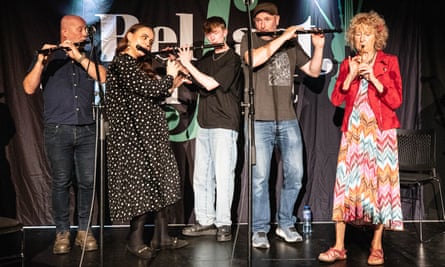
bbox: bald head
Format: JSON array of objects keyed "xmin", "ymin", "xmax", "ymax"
[{"xmin": 60, "ymin": 15, "xmax": 87, "ymax": 43}]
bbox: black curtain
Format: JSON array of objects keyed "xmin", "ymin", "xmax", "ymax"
[
  {"xmin": 1, "ymin": 0, "xmax": 437, "ymax": 226},
  {"xmin": 298, "ymin": 0, "xmax": 423, "ymax": 220}
]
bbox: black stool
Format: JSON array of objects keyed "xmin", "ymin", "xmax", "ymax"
[{"xmin": 0, "ymin": 217, "xmax": 24, "ymax": 265}]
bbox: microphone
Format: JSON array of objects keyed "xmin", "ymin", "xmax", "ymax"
[{"xmin": 85, "ymin": 25, "xmax": 96, "ymax": 36}]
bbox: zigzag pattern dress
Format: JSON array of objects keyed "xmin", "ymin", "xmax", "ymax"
[{"xmin": 332, "ymin": 79, "xmax": 404, "ymax": 230}]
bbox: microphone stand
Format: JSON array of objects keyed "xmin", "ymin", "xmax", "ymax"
[
  {"xmin": 243, "ymin": 1, "xmax": 255, "ymax": 266},
  {"xmin": 87, "ymin": 30, "xmax": 106, "ymax": 267}
]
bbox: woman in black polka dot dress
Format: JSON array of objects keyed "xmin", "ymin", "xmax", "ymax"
[{"xmin": 106, "ymin": 23, "xmax": 188, "ymax": 259}]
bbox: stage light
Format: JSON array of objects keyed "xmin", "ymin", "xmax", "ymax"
[{"xmin": 66, "ymin": 0, "xmax": 113, "ymax": 25}]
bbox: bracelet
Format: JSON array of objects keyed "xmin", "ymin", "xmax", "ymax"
[{"xmin": 77, "ymin": 54, "xmax": 87, "ymax": 64}]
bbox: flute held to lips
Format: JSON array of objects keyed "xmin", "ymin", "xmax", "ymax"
[
  {"xmin": 136, "ymin": 43, "xmax": 224, "ymax": 58},
  {"xmin": 135, "ymin": 45, "xmax": 192, "ymax": 80},
  {"xmin": 255, "ymin": 28, "xmax": 343, "ymax": 37},
  {"xmin": 36, "ymin": 40, "xmax": 89, "ymax": 55}
]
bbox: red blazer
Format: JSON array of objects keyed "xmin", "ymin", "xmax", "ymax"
[{"xmin": 331, "ymin": 50, "xmax": 403, "ymax": 132}]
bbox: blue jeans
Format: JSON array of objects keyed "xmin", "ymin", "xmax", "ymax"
[
  {"xmin": 193, "ymin": 126, "xmax": 238, "ymax": 227},
  {"xmin": 44, "ymin": 124, "xmax": 96, "ymax": 233},
  {"xmin": 252, "ymin": 119, "xmax": 303, "ymax": 233}
]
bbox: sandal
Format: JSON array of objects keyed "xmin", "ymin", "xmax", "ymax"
[
  {"xmin": 367, "ymin": 248, "xmax": 384, "ymax": 265},
  {"xmin": 126, "ymin": 244, "xmax": 154, "ymax": 259},
  {"xmin": 318, "ymin": 247, "xmax": 347, "ymax": 263},
  {"xmin": 151, "ymin": 237, "xmax": 189, "ymax": 250}
]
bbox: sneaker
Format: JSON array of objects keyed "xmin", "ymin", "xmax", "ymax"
[
  {"xmin": 53, "ymin": 231, "xmax": 71, "ymax": 254},
  {"xmin": 252, "ymin": 232, "xmax": 270, "ymax": 249},
  {"xmin": 182, "ymin": 224, "xmax": 217, "ymax": 236},
  {"xmin": 275, "ymin": 226, "xmax": 303, "ymax": 242},
  {"xmin": 216, "ymin": 225, "xmax": 232, "ymax": 242}
]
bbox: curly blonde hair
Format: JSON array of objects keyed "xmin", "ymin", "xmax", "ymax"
[{"xmin": 346, "ymin": 10, "xmax": 388, "ymax": 51}]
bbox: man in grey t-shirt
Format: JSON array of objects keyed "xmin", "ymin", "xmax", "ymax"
[{"xmin": 240, "ymin": 2, "xmax": 325, "ymax": 249}]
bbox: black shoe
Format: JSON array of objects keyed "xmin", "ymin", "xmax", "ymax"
[
  {"xmin": 182, "ymin": 224, "xmax": 217, "ymax": 236},
  {"xmin": 151, "ymin": 237, "xmax": 189, "ymax": 250},
  {"xmin": 126, "ymin": 244, "xmax": 155, "ymax": 259},
  {"xmin": 217, "ymin": 225, "xmax": 232, "ymax": 242}
]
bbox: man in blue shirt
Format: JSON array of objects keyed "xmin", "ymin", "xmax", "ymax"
[{"xmin": 23, "ymin": 15, "xmax": 106, "ymax": 254}]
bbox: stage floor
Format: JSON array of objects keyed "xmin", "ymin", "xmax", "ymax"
[{"xmin": 4, "ymin": 222, "xmax": 445, "ymax": 267}]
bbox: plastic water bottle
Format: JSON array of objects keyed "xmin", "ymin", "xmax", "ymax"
[{"xmin": 303, "ymin": 205, "xmax": 312, "ymax": 234}]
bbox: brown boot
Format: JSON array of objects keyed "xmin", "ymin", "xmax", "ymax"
[
  {"xmin": 53, "ymin": 231, "xmax": 71, "ymax": 254},
  {"xmin": 75, "ymin": 230, "xmax": 98, "ymax": 251}
]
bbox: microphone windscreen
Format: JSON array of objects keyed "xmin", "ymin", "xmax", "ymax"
[{"xmin": 86, "ymin": 25, "xmax": 96, "ymax": 35}]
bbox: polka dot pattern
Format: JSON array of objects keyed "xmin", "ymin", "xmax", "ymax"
[{"xmin": 105, "ymin": 54, "xmax": 181, "ymax": 222}]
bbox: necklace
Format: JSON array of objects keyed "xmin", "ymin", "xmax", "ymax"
[{"xmin": 212, "ymin": 48, "xmax": 229, "ymax": 61}]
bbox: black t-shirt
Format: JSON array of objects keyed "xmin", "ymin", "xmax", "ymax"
[{"xmin": 193, "ymin": 48, "xmax": 243, "ymax": 131}]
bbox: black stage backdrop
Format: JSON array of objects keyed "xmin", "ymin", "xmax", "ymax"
[{"xmin": 1, "ymin": 0, "xmax": 443, "ymax": 226}]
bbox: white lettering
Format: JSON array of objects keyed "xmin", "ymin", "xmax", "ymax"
[
  {"xmin": 95, "ymin": 13, "xmax": 332, "ymax": 74},
  {"xmin": 153, "ymin": 27, "xmax": 177, "ymax": 52},
  {"xmin": 96, "ymin": 14, "xmax": 139, "ymax": 62},
  {"xmin": 177, "ymin": 13, "xmax": 194, "ymax": 47}
]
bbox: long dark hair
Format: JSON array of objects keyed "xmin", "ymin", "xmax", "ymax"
[{"xmin": 116, "ymin": 23, "xmax": 157, "ymax": 78}]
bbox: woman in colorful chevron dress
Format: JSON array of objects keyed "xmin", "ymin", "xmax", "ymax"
[{"xmin": 318, "ymin": 11, "xmax": 403, "ymax": 265}]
